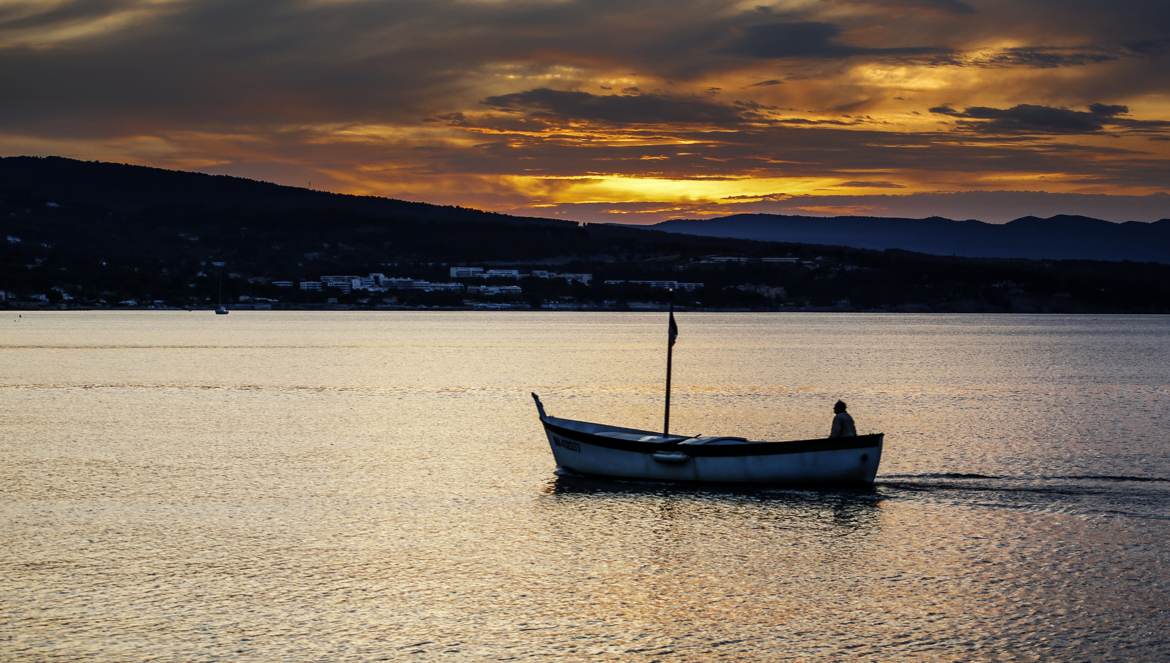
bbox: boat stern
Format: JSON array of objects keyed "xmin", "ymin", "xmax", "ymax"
[{"xmin": 858, "ymin": 433, "xmax": 883, "ymax": 484}]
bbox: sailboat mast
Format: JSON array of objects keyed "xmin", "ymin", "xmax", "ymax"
[{"xmin": 663, "ymin": 298, "xmax": 675, "ymax": 436}]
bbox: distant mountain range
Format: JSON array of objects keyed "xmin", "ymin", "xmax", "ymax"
[
  {"xmin": 4, "ymin": 156, "xmax": 1170, "ymax": 313},
  {"xmin": 5, "ymin": 156, "xmax": 1166, "ymax": 264},
  {"xmin": 0, "ymin": 155, "xmax": 566, "ymax": 228},
  {"xmin": 652, "ymin": 214, "xmax": 1170, "ymax": 263}
]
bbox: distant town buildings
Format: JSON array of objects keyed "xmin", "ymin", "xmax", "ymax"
[
  {"xmin": 604, "ymin": 280, "xmax": 704, "ymax": 291},
  {"xmin": 258, "ymin": 268, "xmax": 704, "ymax": 305},
  {"xmin": 467, "ymin": 285, "xmax": 522, "ymax": 296},
  {"xmin": 1, "ymin": 264, "xmax": 722, "ymax": 310},
  {"xmin": 485, "ymin": 269, "xmax": 521, "ymax": 279},
  {"xmin": 689, "ymin": 255, "xmax": 804, "ymax": 268},
  {"xmin": 700, "ymin": 256, "xmax": 750, "ymax": 264},
  {"xmin": 530, "ymin": 270, "xmax": 592, "ymax": 285},
  {"xmin": 450, "ymin": 265, "xmax": 592, "ymax": 284},
  {"xmin": 449, "ymin": 266, "xmax": 484, "ymax": 278},
  {"xmin": 410, "ymin": 282, "xmax": 463, "ymax": 292}
]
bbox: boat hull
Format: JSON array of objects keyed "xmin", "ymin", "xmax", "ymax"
[{"xmin": 540, "ymin": 417, "xmax": 882, "ymax": 485}]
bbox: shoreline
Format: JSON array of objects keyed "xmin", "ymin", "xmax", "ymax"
[{"xmin": 4, "ymin": 305, "xmax": 1168, "ymax": 315}]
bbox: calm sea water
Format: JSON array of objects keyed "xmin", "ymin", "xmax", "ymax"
[{"xmin": 2, "ymin": 312, "xmax": 1168, "ymax": 661}]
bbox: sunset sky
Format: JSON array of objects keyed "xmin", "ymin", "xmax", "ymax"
[{"xmin": 2, "ymin": 0, "xmax": 1169, "ymax": 223}]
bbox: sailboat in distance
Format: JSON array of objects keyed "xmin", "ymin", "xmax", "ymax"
[{"xmin": 533, "ymin": 304, "xmax": 884, "ymax": 485}]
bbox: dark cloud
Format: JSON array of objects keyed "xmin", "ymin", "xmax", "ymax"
[
  {"xmin": 944, "ymin": 38, "xmax": 1170, "ymax": 69},
  {"xmin": 772, "ymin": 118, "xmax": 862, "ymax": 126},
  {"xmin": 0, "ymin": 0, "xmax": 781, "ymax": 135},
  {"xmin": 831, "ymin": 0, "xmax": 975, "ymax": 14},
  {"xmin": 722, "ymin": 193, "xmax": 791, "ymax": 201},
  {"xmin": 838, "ymin": 181, "xmax": 906, "ymax": 188},
  {"xmin": 722, "ymin": 21, "xmax": 949, "ymax": 60},
  {"xmin": 1089, "ymin": 103, "xmax": 1129, "ymax": 116},
  {"xmin": 481, "ymin": 88, "xmax": 743, "ymax": 125},
  {"xmin": 415, "ymin": 116, "xmax": 1165, "ymax": 187},
  {"xmin": 0, "ymin": 0, "xmax": 1168, "ymax": 224},
  {"xmin": 1, "ymin": 0, "xmax": 1167, "ymax": 138},
  {"xmin": 929, "ymin": 102, "xmax": 1170, "ymax": 135},
  {"xmin": 1125, "ymin": 37, "xmax": 1170, "ymax": 55},
  {"xmin": 969, "ymin": 47, "xmax": 1120, "ymax": 68},
  {"xmin": 919, "ymin": 0, "xmax": 976, "ymax": 13},
  {"xmin": 0, "ymin": 0, "xmax": 150, "ymax": 33}
]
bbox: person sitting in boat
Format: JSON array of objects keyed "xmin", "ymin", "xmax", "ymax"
[{"xmin": 830, "ymin": 400, "xmax": 857, "ymax": 438}]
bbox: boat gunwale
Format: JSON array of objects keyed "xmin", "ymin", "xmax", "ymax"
[{"xmin": 542, "ymin": 418, "xmax": 882, "ymax": 458}]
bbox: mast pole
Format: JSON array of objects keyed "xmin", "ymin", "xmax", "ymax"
[{"xmin": 663, "ymin": 296, "xmax": 674, "ymax": 437}]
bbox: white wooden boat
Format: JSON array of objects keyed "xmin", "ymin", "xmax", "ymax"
[
  {"xmin": 532, "ymin": 304, "xmax": 883, "ymax": 485},
  {"xmin": 533, "ymin": 394, "xmax": 883, "ymax": 485}
]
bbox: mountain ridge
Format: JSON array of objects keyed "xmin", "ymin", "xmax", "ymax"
[
  {"xmin": 650, "ymin": 212, "xmax": 1170, "ymax": 263},
  {"xmin": 4, "ymin": 156, "xmax": 1169, "ymax": 313},
  {"xmin": 0, "ymin": 155, "xmax": 569, "ymax": 228}
]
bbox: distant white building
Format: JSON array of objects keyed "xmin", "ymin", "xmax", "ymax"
[
  {"xmin": 701, "ymin": 256, "xmax": 750, "ymax": 264},
  {"xmin": 604, "ymin": 280, "xmax": 703, "ymax": 291},
  {"xmin": 299, "ymin": 281, "xmax": 323, "ymax": 291},
  {"xmin": 381, "ymin": 277, "xmax": 419, "ymax": 290},
  {"xmin": 633, "ymin": 280, "xmax": 677, "ymax": 290},
  {"xmin": 417, "ymin": 282, "xmax": 464, "ymax": 292},
  {"xmin": 484, "ymin": 269, "xmax": 520, "ymax": 280},
  {"xmin": 530, "ymin": 271, "xmax": 592, "ymax": 285},
  {"xmin": 561, "ymin": 273, "xmax": 592, "ymax": 285},
  {"xmin": 351, "ymin": 276, "xmax": 379, "ymax": 291},
  {"xmin": 468, "ymin": 285, "xmax": 522, "ymax": 296},
  {"xmin": 382, "ymin": 279, "xmax": 465, "ymax": 292},
  {"xmin": 321, "ymin": 275, "xmax": 360, "ymax": 293},
  {"xmin": 450, "ymin": 266, "xmax": 485, "ymax": 279}
]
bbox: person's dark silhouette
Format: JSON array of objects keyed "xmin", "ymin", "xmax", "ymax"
[{"xmin": 830, "ymin": 400, "xmax": 856, "ymax": 438}]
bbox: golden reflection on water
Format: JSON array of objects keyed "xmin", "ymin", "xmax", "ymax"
[{"xmin": 1, "ymin": 312, "xmax": 1168, "ymax": 660}]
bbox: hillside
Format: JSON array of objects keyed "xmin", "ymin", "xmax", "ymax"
[
  {"xmin": 653, "ymin": 213, "xmax": 1170, "ymax": 263},
  {"xmin": 3, "ymin": 156, "xmax": 1170, "ymax": 313}
]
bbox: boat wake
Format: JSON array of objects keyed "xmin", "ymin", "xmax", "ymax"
[
  {"xmin": 875, "ymin": 472, "xmax": 1170, "ymax": 520},
  {"xmin": 881, "ymin": 472, "xmax": 1170, "ymax": 483}
]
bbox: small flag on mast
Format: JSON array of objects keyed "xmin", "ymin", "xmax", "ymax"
[{"xmin": 668, "ymin": 310, "xmax": 678, "ymax": 347}]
